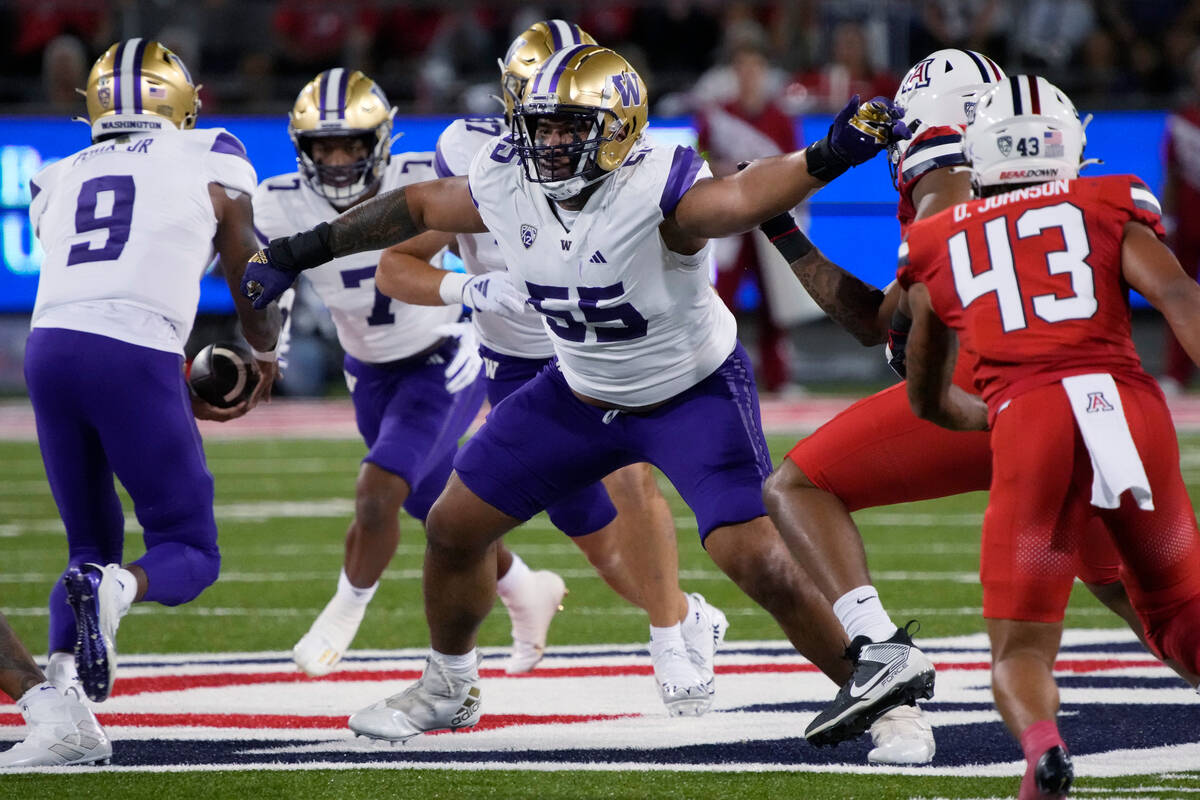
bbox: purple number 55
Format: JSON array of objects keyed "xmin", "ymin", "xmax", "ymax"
[{"xmin": 67, "ymin": 175, "xmax": 135, "ymax": 266}]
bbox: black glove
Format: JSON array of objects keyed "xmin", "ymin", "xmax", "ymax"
[
  {"xmin": 885, "ymin": 309, "xmax": 912, "ymax": 379},
  {"xmin": 242, "ymin": 222, "xmax": 333, "ymax": 309}
]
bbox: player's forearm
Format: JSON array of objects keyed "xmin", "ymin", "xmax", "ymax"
[
  {"xmin": 237, "ymin": 301, "xmax": 281, "ymax": 354},
  {"xmin": 376, "ymin": 247, "xmax": 449, "ymax": 306},
  {"xmin": 789, "ymin": 249, "xmax": 887, "ymax": 346},
  {"xmin": 328, "ymin": 187, "xmax": 424, "ymax": 259},
  {"xmin": 1159, "ymin": 277, "xmax": 1200, "ymax": 367},
  {"xmin": 710, "ymin": 153, "xmax": 826, "ymax": 237}
]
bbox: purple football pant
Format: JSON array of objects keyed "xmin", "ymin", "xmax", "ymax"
[
  {"xmin": 345, "ymin": 337, "xmax": 486, "ymax": 522},
  {"xmin": 479, "ymin": 345, "xmax": 616, "ymax": 536},
  {"xmin": 24, "ymin": 328, "xmax": 220, "ymax": 654},
  {"xmin": 456, "ymin": 342, "xmax": 771, "ymax": 542}
]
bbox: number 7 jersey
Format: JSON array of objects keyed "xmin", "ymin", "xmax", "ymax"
[
  {"xmin": 898, "ymin": 174, "xmax": 1165, "ymax": 413},
  {"xmin": 28, "ymin": 128, "xmax": 257, "ymax": 351}
]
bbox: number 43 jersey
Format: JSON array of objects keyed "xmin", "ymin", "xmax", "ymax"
[
  {"xmin": 898, "ymin": 174, "xmax": 1166, "ymax": 413},
  {"xmin": 467, "ymin": 135, "xmax": 737, "ymax": 407},
  {"xmin": 29, "ymin": 127, "xmax": 256, "ymax": 352},
  {"xmin": 253, "ymin": 153, "xmax": 458, "ymax": 364}
]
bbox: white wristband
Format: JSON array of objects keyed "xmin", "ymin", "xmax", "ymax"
[
  {"xmin": 438, "ymin": 271, "xmax": 470, "ymax": 306},
  {"xmin": 250, "ymin": 346, "xmax": 278, "ymax": 363}
]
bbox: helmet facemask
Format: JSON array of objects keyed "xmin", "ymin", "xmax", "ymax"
[
  {"xmin": 293, "ymin": 130, "xmax": 388, "ymax": 208},
  {"xmin": 513, "ymin": 105, "xmax": 623, "ymax": 201}
]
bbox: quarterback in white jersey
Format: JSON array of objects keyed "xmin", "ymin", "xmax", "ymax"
[
  {"xmin": 17, "ymin": 39, "xmax": 279, "ymax": 765},
  {"xmin": 242, "ymin": 45, "xmax": 912, "ymax": 743},
  {"xmin": 258, "ymin": 68, "xmax": 569, "ymax": 682}
]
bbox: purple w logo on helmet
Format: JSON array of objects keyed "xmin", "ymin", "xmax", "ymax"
[{"xmin": 612, "ymin": 72, "xmax": 640, "ymax": 106}]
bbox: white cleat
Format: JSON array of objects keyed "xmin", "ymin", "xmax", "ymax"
[
  {"xmin": 292, "ymin": 597, "xmax": 366, "ymax": 677},
  {"xmin": 0, "ymin": 684, "xmax": 111, "ymax": 768},
  {"xmin": 348, "ymin": 654, "xmax": 482, "ymax": 743},
  {"xmin": 63, "ymin": 563, "xmax": 129, "ymax": 703},
  {"xmin": 501, "ymin": 570, "xmax": 566, "ymax": 674},
  {"xmin": 868, "ymin": 704, "xmax": 936, "ymax": 765},
  {"xmin": 649, "ymin": 639, "xmax": 712, "ymax": 717},
  {"xmin": 680, "ymin": 592, "xmax": 728, "ymax": 692}
]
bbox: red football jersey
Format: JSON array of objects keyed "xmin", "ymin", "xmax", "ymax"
[{"xmin": 898, "ymin": 174, "xmax": 1165, "ymax": 415}]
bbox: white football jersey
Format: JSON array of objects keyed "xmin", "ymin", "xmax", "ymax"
[
  {"xmin": 436, "ymin": 117, "xmax": 554, "ymax": 360},
  {"xmin": 468, "ymin": 136, "xmax": 737, "ymax": 406},
  {"xmin": 29, "ymin": 127, "xmax": 256, "ymax": 353},
  {"xmin": 254, "ymin": 152, "xmax": 458, "ymax": 364}
]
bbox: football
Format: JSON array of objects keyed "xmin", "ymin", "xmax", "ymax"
[{"xmin": 187, "ymin": 341, "xmax": 259, "ymax": 409}]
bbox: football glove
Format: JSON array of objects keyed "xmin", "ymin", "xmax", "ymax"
[
  {"xmin": 885, "ymin": 310, "xmax": 913, "ymax": 379},
  {"xmin": 242, "ymin": 222, "xmax": 333, "ymax": 309},
  {"xmin": 462, "ymin": 270, "xmax": 529, "ymax": 315},
  {"xmin": 433, "ymin": 320, "xmax": 483, "ymax": 394},
  {"xmin": 807, "ymin": 95, "xmax": 911, "ymax": 182}
]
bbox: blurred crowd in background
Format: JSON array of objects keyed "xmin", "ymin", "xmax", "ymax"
[{"xmin": 6, "ymin": 0, "xmax": 1200, "ymax": 118}]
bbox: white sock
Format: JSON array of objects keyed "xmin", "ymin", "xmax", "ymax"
[
  {"xmin": 45, "ymin": 651, "xmax": 80, "ymax": 694},
  {"xmin": 833, "ymin": 586, "xmax": 898, "ymax": 643},
  {"xmin": 496, "ymin": 553, "xmax": 531, "ymax": 602},
  {"xmin": 432, "ymin": 648, "xmax": 479, "ymax": 676},
  {"xmin": 113, "ymin": 567, "xmax": 137, "ymax": 613},
  {"xmin": 648, "ymin": 623, "xmax": 685, "ymax": 655},
  {"xmin": 335, "ymin": 568, "xmax": 377, "ymax": 608}
]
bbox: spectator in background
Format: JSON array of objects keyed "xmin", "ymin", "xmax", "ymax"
[
  {"xmin": 910, "ymin": 0, "xmax": 1008, "ymax": 59},
  {"xmin": 272, "ymin": 0, "xmax": 377, "ymax": 79},
  {"xmin": 789, "ymin": 20, "xmax": 897, "ymax": 113},
  {"xmin": 1160, "ymin": 46, "xmax": 1200, "ymax": 394},
  {"xmin": 1010, "ymin": 0, "xmax": 1095, "ymax": 72},
  {"xmin": 696, "ymin": 36, "xmax": 800, "ymax": 394},
  {"xmin": 40, "ymin": 35, "xmax": 87, "ymax": 114}
]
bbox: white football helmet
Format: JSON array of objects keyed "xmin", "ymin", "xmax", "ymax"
[
  {"xmin": 890, "ymin": 49, "xmax": 1006, "ymax": 168},
  {"xmin": 964, "ymin": 75, "xmax": 1086, "ymax": 192}
]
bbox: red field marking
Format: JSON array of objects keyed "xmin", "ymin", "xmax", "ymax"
[{"xmin": 96, "ymin": 657, "xmax": 1156, "ymax": 698}]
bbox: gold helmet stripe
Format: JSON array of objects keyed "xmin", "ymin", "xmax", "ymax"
[
  {"xmin": 320, "ymin": 68, "xmax": 348, "ymax": 121},
  {"xmin": 113, "ymin": 37, "xmax": 147, "ymax": 115},
  {"xmin": 531, "ymin": 43, "xmax": 594, "ymax": 94}
]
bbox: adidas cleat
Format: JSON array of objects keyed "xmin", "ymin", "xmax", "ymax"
[
  {"xmin": 348, "ymin": 654, "xmax": 482, "ymax": 742},
  {"xmin": 64, "ymin": 564, "xmax": 126, "ymax": 703},
  {"xmin": 501, "ymin": 570, "xmax": 566, "ymax": 674},
  {"xmin": 806, "ymin": 621, "xmax": 935, "ymax": 748},
  {"xmin": 867, "ymin": 703, "xmax": 935, "ymax": 765},
  {"xmin": 680, "ymin": 592, "xmax": 728, "ymax": 692},
  {"xmin": 0, "ymin": 684, "xmax": 111, "ymax": 767},
  {"xmin": 293, "ymin": 596, "xmax": 367, "ymax": 677},
  {"xmin": 650, "ymin": 639, "xmax": 712, "ymax": 716}
]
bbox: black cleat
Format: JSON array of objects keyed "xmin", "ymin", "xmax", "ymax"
[
  {"xmin": 1034, "ymin": 745, "xmax": 1074, "ymax": 796},
  {"xmin": 805, "ymin": 621, "xmax": 936, "ymax": 748}
]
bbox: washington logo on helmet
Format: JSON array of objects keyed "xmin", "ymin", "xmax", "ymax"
[{"xmin": 612, "ymin": 72, "xmax": 641, "ymax": 106}]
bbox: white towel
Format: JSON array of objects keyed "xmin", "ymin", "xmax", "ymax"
[{"xmin": 1061, "ymin": 373, "xmax": 1154, "ymax": 510}]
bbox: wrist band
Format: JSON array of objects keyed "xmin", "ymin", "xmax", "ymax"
[
  {"xmin": 438, "ymin": 272, "xmax": 470, "ymax": 306},
  {"xmin": 273, "ymin": 221, "xmax": 334, "ymax": 272},
  {"xmin": 250, "ymin": 345, "xmax": 279, "ymax": 363},
  {"xmin": 760, "ymin": 213, "xmax": 814, "ymax": 262},
  {"xmin": 805, "ymin": 139, "xmax": 850, "ymax": 183}
]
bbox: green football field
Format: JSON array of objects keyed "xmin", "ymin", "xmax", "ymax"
[{"xmin": 2, "ymin": 432, "xmax": 1198, "ymax": 799}]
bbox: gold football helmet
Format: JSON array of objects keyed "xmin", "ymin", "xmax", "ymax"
[
  {"xmin": 513, "ymin": 46, "xmax": 649, "ymax": 201},
  {"xmin": 83, "ymin": 39, "xmax": 199, "ymax": 140},
  {"xmin": 288, "ymin": 69, "xmax": 396, "ymax": 207},
  {"xmin": 499, "ymin": 19, "xmax": 597, "ymax": 122}
]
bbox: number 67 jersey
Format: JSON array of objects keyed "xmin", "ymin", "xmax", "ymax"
[
  {"xmin": 28, "ymin": 128, "xmax": 257, "ymax": 353},
  {"xmin": 898, "ymin": 174, "xmax": 1166, "ymax": 415},
  {"xmin": 468, "ymin": 136, "xmax": 736, "ymax": 408}
]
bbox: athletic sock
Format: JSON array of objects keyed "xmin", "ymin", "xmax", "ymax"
[
  {"xmin": 1019, "ymin": 719, "xmax": 1066, "ymax": 800},
  {"xmin": 833, "ymin": 585, "xmax": 898, "ymax": 643},
  {"xmin": 496, "ymin": 553, "xmax": 532, "ymax": 602},
  {"xmin": 649, "ymin": 622, "xmax": 685, "ymax": 654},
  {"xmin": 432, "ymin": 648, "xmax": 479, "ymax": 677},
  {"xmin": 335, "ymin": 568, "xmax": 378, "ymax": 608}
]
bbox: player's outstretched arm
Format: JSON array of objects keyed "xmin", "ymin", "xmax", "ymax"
[
  {"xmin": 904, "ymin": 284, "xmax": 988, "ymax": 431},
  {"xmin": 376, "ymin": 234, "xmax": 528, "ymax": 316},
  {"xmin": 1123, "ymin": 220, "xmax": 1200, "ymax": 367},
  {"xmin": 241, "ymin": 177, "xmax": 485, "ymax": 309},
  {"xmin": 210, "ymin": 183, "xmax": 280, "ymax": 407},
  {"xmin": 671, "ymin": 96, "xmax": 909, "ymax": 240}
]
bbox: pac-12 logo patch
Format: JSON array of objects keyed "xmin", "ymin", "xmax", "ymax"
[
  {"xmin": 520, "ymin": 224, "xmax": 537, "ymax": 249},
  {"xmin": 997, "ymin": 135, "xmax": 1013, "ymax": 156}
]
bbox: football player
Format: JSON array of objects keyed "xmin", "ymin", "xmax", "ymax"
[
  {"xmin": 757, "ymin": 48, "xmax": 1196, "ymax": 759},
  {"xmin": 0, "ymin": 612, "xmax": 110, "ymax": 767},
  {"xmin": 241, "ymin": 45, "xmax": 920, "ymax": 743},
  {"xmin": 255, "ymin": 68, "xmax": 571, "ymax": 679},
  {"xmin": 369, "ymin": 19, "xmax": 729, "ymax": 715},
  {"xmin": 900, "ymin": 75, "xmax": 1200, "ymax": 800},
  {"xmin": 25, "ymin": 40, "xmax": 281, "ymax": 712}
]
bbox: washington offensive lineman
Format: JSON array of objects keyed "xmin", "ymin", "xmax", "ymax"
[
  {"xmin": 241, "ymin": 45, "xmax": 923, "ymax": 743},
  {"xmin": 254, "ymin": 68, "xmax": 571, "ymax": 679},
  {"xmin": 901, "ymin": 75, "xmax": 1200, "ymax": 800},
  {"xmin": 372, "ymin": 20, "xmax": 729, "ymax": 712},
  {"xmin": 25, "ymin": 39, "xmax": 280, "ymax": 708}
]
